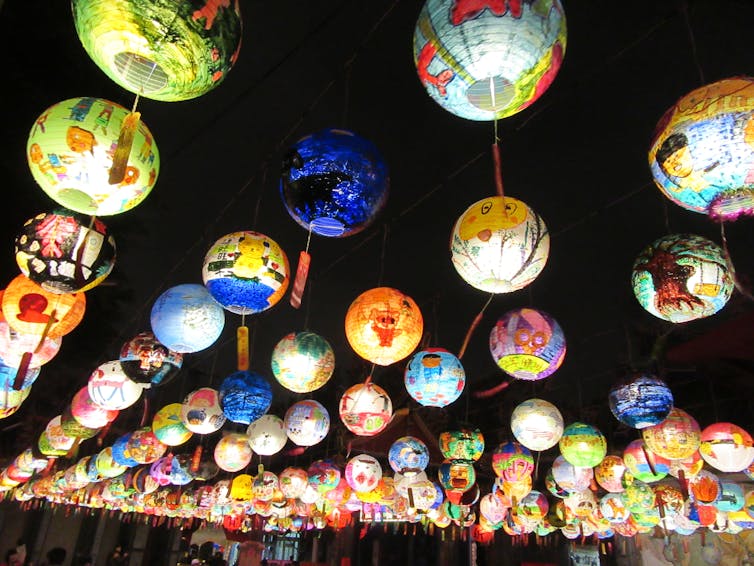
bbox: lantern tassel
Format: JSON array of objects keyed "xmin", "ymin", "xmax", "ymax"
[
  {"xmin": 290, "ymin": 250, "xmax": 311, "ymax": 309},
  {"xmin": 237, "ymin": 325, "xmax": 249, "ymax": 371},
  {"xmin": 108, "ymin": 111, "xmax": 141, "ymax": 185},
  {"xmin": 12, "ymin": 352, "xmax": 33, "ymax": 390}
]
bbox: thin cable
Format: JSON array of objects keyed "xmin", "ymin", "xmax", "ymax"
[
  {"xmin": 377, "ymin": 224, "xmax": 389, "ymax": 287},
  {"xmin": 677, "ymin": 0, "xmax": 706, "ymax": 85},
  {"xmin": 457, "ymin": 293, "xmax": 494, "ymax": 359}
]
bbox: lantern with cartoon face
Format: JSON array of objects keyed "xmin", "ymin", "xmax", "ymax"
[
  {"xmin": 180, "ymin": 387, "xmax": 226, "ymax": 434},
  {"xmin": 439, "ymin": 428, "xmax": 484, "ymax": 462},
  {"xmin": 88, "ymin": 360, "xmax": 143, "ymax": 410},
  {"xmin": 119, "ymin": 331, "xmax": 183, "ymax": 387},
  {"xmin": 345, "ymin": 455, "xmax": 382, "ymax": 493},
  {"xmin": 404, "ymin": 348, "xmax": 465, "ymax": 407},
  {"xmin": 389, "ymin": 436, "xmax": 430, "ymax": 475}
]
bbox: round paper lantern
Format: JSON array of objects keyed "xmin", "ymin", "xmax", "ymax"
[
  {"xmin": 284, "ymin": 400, "xmax": 330, "ymax": 447},
  {"xmin": 279, "ymin": 467, "xmax": 309, "ymax": 499},
  {"xmin": 2, "ymin": 274, "xmax": 86, "ymax": 338},
  {"xmin": 551, "ymin": 455, "xmax": 592, "ymax": 494},
  {"xmin": 72, "ymin": 0, "xmax": 242, "ymax": 101},
  {"xmin": 271, "ymin": 331, "xmax": 335, "ymax": 393},
  {"xmin": 152, "ymin": 403, "xmax": 193, "ymax": 446},
  {"xmin": 389, "ymin": 436, "xmax": 430, "ymax": 475},
  {"xmin": 595, "ymin": 455, "xmax": 626, "ymax": 493},
  {"xmin": 413, "ymin": 0, "xmax": 566, "ymax": 121},
  {"xmin": 345, "ymin": 455, "xmax": 382, "ymax": 493},
  {"xmin": 559, "ymin": 422, "xmax": 606, "ymax": 468},
  {"xmin": 716, "ymin": 482, "xmax": 745, "ymax": 513},
  {"xmin": 689, "ymin": 470, "xmax": 722, "ymax": 505},
  {"xmin": 699, "ymin": 422, "xmax": 754, "ymax": 472},
  {"xmin": 510, "ymin": 398, "xmax": 563, "ymax": 452},
  {"xmin": 247, "ymin": 415, "xmax": 287, "ymax": 456},
  {"xmin": 338, "ymin": 382, "xmax": 393, "ymax": 437},
  {"xmin": 70, "ymin": 386, "xmax": 119, "ymax": 429},
  {"xmin": 180, "ymin": 387, "xmax": 226, "ymax": 434},
  {"xmin": 150, "ymin": 284, "xmax": 225, "ymax": 353},
  {"xmin": 404, "ymin": 348, "xmax": 465, "ymax": 407},
  {"xmin": 59, "ymin": 406, "xmax": 100, "ymax": 439},
  {"xmin": 253, "ymin": 471, "xmax": 280, "ymax": 501},
  {"xmin": 649, "ymin": 77, "xmax": 754, "ymax": 220},
  {"xmin": 450, "ymin": 196, "xmax": 549, "ymax": 293},
  {"xmin": 668, "ymin": 451, "xmax": 704, "ymax": 479},
  {"xmin": 0, "ymin": 359, "xmax": 41, "ymax": 391},
  {"xmin": 438, "ymin": 460, "xmax": 476, "ymax": 496},
  {"xmin": 492, "ymin": 441, "xmax": 534, "ymax": 481},
  {"xmin": 308, "ymin": 459, "xmax": 341, "ymax": 494},
  {"xmin": 622, "ymin": 439, "xmax": 670, "ymax": 483},
  {"xmin": 111, "ymin": 433, "xmax": 138, "ymax": 467},
  {"xmin": 87, "ymin": 360, "xmax": 143, "ymax": 410},
  {"xmin": 600, "ymin": 492, "xmax": 631, "ymax": 524},
  {"xmin": 345, "ymin": 287, "xmax": 423, "ymax": 366},
  {"xmin": 202, "ymin": 231, "xmax": 290, "ymax": 315},
  {"xmin": 27, "ymin": 97, "xmax": 159, "ymax": 215},
  {"xmin": 219, "ymin": 370, "xmax": 273, "ymax": 425},
  {"xmin": 0, "ymin": 320, "xmax": 61, "ymax": 372},
  {"xmin": 15, "ymin": 212, "xmax": 116, "ymax": 295},
  {"xmin": 439, "ymin": 429, "xmax": 484, "ymax": 462},
  {"xmin": 489, "ymin": 308, "xmax": 565, "ymax": 380},
  {"xmin": 124, "ymin": 427, "xmax": 167, "ymax": 465},
  {"xmin": 95, "ymin": 447, "xmax": 128, "ymax": 479},
  {"xmin": 642, "ymin": 408, "xmax": 701, "ymax": 460},
  {"xmin": 119, "ymin": 331, "xmax": 183, "ymax": 386},
  {"xmin": 632, "ymin": 234, "xmax": 733, "ymax": 323},
  {"xmin": 214, "ymin": 433, "xmax": 252, "ymax": 473},
  {"xmin": 41, "ymin": 416, "xmax": 75, "ymax": 454},
  {"xmin": 280, "ymin": 129, "xmax": 389, "ymax": 237},
  {"xmin": 608, "ymin": 373, "xmax": 674, "ymax": 429}
]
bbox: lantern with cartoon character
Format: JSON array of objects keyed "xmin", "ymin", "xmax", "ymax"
[
  {"xmin": 119, "ymin": 331, "xmax": 183, "ymax": 387},
  {"xmin": 87, "ymin": 360, "xmax": 143, "ymax": 410},
  {"xmin": 180, "ymin": 387, "xmax": 226, "ymax": 434},
  {"xmin": 404, "ymin": 347, "xmax": 465, "ymax": 407}
]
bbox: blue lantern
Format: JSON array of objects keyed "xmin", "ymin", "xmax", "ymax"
[
  {"xmin": 150, "ymin": 284, "xmax": 225, "ymax": 353},
  {"xmin": 609, "ymin": 373, "xmax": 674, "ymax": 429},
  {"xmin": 404, "ymin": 348, "xmax": 465, "ymax": 408},
  {"xmin": 280, "ymin": 129, "xmax": 389, "ymax": 237},
  {"xmin": 219, "ymin": 370, "xmax": 273, "ymax": 425},
  {"xmin": 389, "ymin": 436, "xmax": 430, "ymax": 474}
]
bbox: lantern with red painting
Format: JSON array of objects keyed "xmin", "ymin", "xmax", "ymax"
[
  {"xmin": 699, "ymin": 422, "xmax": 754, "ymax": 473},
  {"xmin": 124, "ymin": 427, "xmax": 168, "ymax": 465},
  {"xmin": 594, "ymin": 455, "xmax": 626, "ymax": 493},
  {"xmin": 642, "ymin": 408, "xmax": 701, "ymax": 460},
  {"xmin": 119, "ymin": 331, "xmax": 183, "ymax": 387},
  {"xmin": 491, "ymin": 441, "xmax": 534, "ymax": 481},
  {"xmin": 345, "ymin": 454, "xmax": 382, "ymax": 493},
  {"xmin": 339, "ymin": 381, "xmax": 392, "ymax": 437}
]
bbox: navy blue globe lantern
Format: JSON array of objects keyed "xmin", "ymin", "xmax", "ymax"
[
  {"xmin": 280, "ymin": 129, "xmax": 389, "ymax": 237},
  {"xmin": 609, "ymin": 373, "xmax": 674, "ymax": 429},
  {"xmin": 219, "ymin": 370, "xmax": 273, "ymax": 425}
]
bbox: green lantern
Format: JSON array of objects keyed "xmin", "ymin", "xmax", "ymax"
[{"xmin": 558, "ymin": 422, "xmax": 606, "ymax": 468}]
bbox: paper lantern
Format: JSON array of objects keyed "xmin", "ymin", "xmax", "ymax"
[
  {"xmin": 280, "ymin": 129, "xmax": 389, "ymax": 237},
  {"xmin": 150, "ymin": 284, "xmax": 225, "ymax": 353},
  {"xmin": 345, "ymin": 455, "xmax": 382, "ymax": 493},
  {"xmin": 338, "ymin": 382, "xmax": 393, "ymax": 437},
  {"xmin": 622, "ymin": 440, "xmax": 670, "ymax": 483},
  {"xmin": 489, "ymin": 308, "xmax": 565, "ymax": 380},
  {"xmin": 632, "ymin": 234, "xmax": 733, "ymax": 323},
  {"xmin": 279, "ymin": 467, "xmax": 309, "ymax": 499},
  {"xmin": 438, "ymin": 460, "xmax": 476, "ymax": 496},
  {"xmin": 642, "ymin": 408, "xmax": 701, "ymax": 460},
  {"xmin": 214, "ymin": 433, "xmax": 252, "ymax": 473},
  {"xmin": 491, "ymin": 441, "xmax": 534, "ymax": 481},
  {"xmin": 27, "ymin": 97, "xmax": 159, "ymax": 215},
  {"xmin": 202, "ymin": 231, "xmax": 290, "ymax": 315},
  {"xmin": 716, "ymin": 482, "xmax": 745, "ymax": 513},
  {"xmin": 40, "ymin": 416, "xmax": 75, "ymax": 454},
  {"xmin": 181, "ymin": 387, "xmax": 226, "ymax": 434},
  {"xmin": 550, "ymin": 455, "xmax": 592, "ymax": 494},
  {"xmin": 111, "ymin": 433, "xmax": 138, "ymax": 467},
  {"xmin": 284, "ymin": 399, "xmax": 330, "ymax": 447},
  {"xmin": 389, "ymin": 436, "xmax": 430, "ymax": 475},
  {"xmin": 219, "ymin": 370, "xmax": 273, "ymax": 425},
  {"xmin": 668, "ymin": 450, "xmax": 704, "ymax": 479},
  {"xmin": 308, "ymin": 459, "xmax": 341, "ymax": 494},
  {"xmin": 510, "ymin": 398, "xmax": 563, "ymax": 452},
  {"xmin": 70, "ymin": 386, "xmax": 119, "ymax": 429},
  {"xmin": 344, "ymin": 287, "xmax": 423, "ymax": 366},
  {"xmin": 124, "ymin": 427, "xmax": 167, "ymax": 465},
  {"xmin": 0, "ymin": 360, "xmax": 40, "ymax": 391},
  {"xmin": 87, "ymin": 360, "xmax": 143, "ymax": 410},
  {"xmin": 247, "ymin": 414, "xmax": 287, "ymax": 456},
  {"xmin": 689, "ymin": 470, "xmax": 722, "ymax": 505},
  {"xmin": 608, "ymin": 373, "xmax": 674, "ymax": 429},
  {"xmin": 0, "ymin": 321, "xmax": 60, "ymax": 371},
  {"xmin": 2, "ymin": 274, "xmax": 86, "ymax": 338},
  {"xmin": 253, "ymin": 471, "xmax": 280, "ymax": 501},
  {"xmin": 95, "ymin": 447, "xmax": 128, "ymax": 479},
  {"xmin": 649, "ymin": 77, "xmax": 754, "ymax": 220},
  {"xmin": 413, "ymin": 0, "xmax": 566, "ymax": 121},
  {"xmin": 439, "ymin": 429, "xmax": 484, "ymax": 462},
  {"xmin": 559, "ymin": 422, "xmax": 606, "ymax": 468},
  {"xmin": 450, "ymin": 196, "xmax": 549, "ymax": 293},
  {"xmin": 119, "ymin": 331, "xmax": 183, "ymax": 386},
  {"xmin": 594, "ymin": 455, "xmax": 626, "ymax": 493},
  {"xmin": 271, "ymin": 331, "xmax": 335, "ymax": 393},
  {"xmin": 699, "ymin": 422, "xmax": 754, "ymax": 472},
  {"xmin": 59, "ymin": 406, "xmax": 100, "ymax": 439},
  {"xmin": 72, "ymin": 0, "xmax": 242, "ymax": 101},
  {"xmin": 152, "ymin": 403, "xmax": 193, "ymax": 446},
  {"xmin": 404, "ymin": 348, "xmax": 465, "ymax": 407}
]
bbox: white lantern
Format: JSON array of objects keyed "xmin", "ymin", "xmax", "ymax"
[
  {"xmin": 247, "ymin": 415, "xmax": 287, "ymax": 456},
  {"xmin": 88, "ymin": 360, "xmax": 144, "ymax": 410}
]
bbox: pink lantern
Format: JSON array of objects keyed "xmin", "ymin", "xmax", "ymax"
[
  {"xmin": 214, "ymin": 433, "xmax": 252, "ymax": 472},
  {"xmin": 699, "ymin": 422, "xmax": 754, "ymax": 473},
  {"xmin": 70, "ymin": 386, "xmax": 119, "ymax": 428},
  {"xmin": 279, "ymin": 467, "xmax": 309, "ymax": 499},
  {"xmin": 345, "ymin": 455, "xmax": 382, "ymax": 493}
]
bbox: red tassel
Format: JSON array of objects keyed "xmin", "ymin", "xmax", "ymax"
[
  {"xmin": 290, "ymin": 250, "xmax": 311, "ymax": 309},
  {"xmin": 13, "ymin": 352, "xmax": 33, "ymax": 390}
]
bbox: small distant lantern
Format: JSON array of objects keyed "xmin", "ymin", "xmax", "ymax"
[
  {"xmin": 15, "ymin": 212, "xmax": 116, "ymax": 293},
  {"xmin": 345, "ymin": 455, "xmax": 382, "ymax": 493},
  {"xmin": 0, "ymin": 322, "xmax": 60, "ymax": 371},
  {"xmin": 202, "ymin": 231, "xmax": 290, "ymax": 315},
  {"xmin": 72, "ymin": 0, "xmax": 242, "ymax": 102},
  {"xmin": 181, "ymin": 387, "xmax": 226, "ymax": 434},
  {"xmin": 308, "ymin": 459, "xmax": 341, "ymax": 494},
  {"xmin": 280, "ymin": 129, "xmax": 389, "ymax": 237},
  {"xmin": 632, "ymin": 234, "xmax": 733, "ymax": 323},
  {"xmin": 70, "ymin": 386, "xmax": 119, "ymax": 429},
  {"xmin": 438, "ymin": 460, "xmax": 476, "ymax": 496},
  {"xmin": 642, "ymin": 408, "xmax": 701, "ymax": 460},
  {"xmin": 649, "ymin": 77, "xmax": 754, "ymax": 220},
  {"xmin": 345, "ymin": 287, "xmax": 423, "ymax": 366},
  {"xmin": 559, "ymin": 422, "xmax": 606, "ymax": 468},
  {"xmin": 489, "ymin": 308, "xmax": 566, "ymax": 380},
  {"xmin": 439, "ymin": 429, "xmax": 484, "ymax": 462},
  {"xmin": 247, "ymin": 415, "xmax": 287, "ymax": 456},
  {"xmin": 404, "ymin": 348, "xmax": 465, "ymax": 407},
  {"xmin": 623, "ymin": 439, "xmax": 670, "ymax": 483},
  {"xmin": 27, "ymin": 97, "xmax": 159, "ymax": 215},
  {"xmin": 218, "ymin": 370, "xmax": 273, "ymax": 425},
  {"xmin": 595, "ymin": 455, "xmax": 627, "ymax": 493},
  {"xmin": 492, "ymin": 441, "xmax": 534, "ymax": 481},
  {"xmin": 150, "ymin": 284, "xmax": 225, "ymax": 353},
  {"xmin": 389, "ymin": 436, "xmax": 430, "ymax": 475},
  {"xmin": 699, "ymin": 422, "xmax": 754, "ymax": 473},
  {"xmin": 59, "ymin": 406, "xmax": 100, "ymax": 439},
  {"xmin": 284, "ymin": 400, "xmax": 330, "ymax": 447},
  {"xmin": 271, "ymin": 331, "xmax": 335, "ymax": 393},
  {"xmin": 152, "ymin": 403, "xmax": 193, "ymax": 446},
  {"xmin": 42, "ymin": 415, "xmax": 75, "ymax": 454},
  {"xmin": 279, "ymin": 467, "xmax": 309, "ymax": 499},
  {"xmin": 550, "ymin": 455, "xmax": 593, "ymax": 494},
  {"xmin": 608, "ymin": 373, "xmax": 674, "ymax": 429},
  {"xmin": 214, "ymin": 433, "xmax": 252, "ymax": 473},
  {"xmin": 510, "ymin": 398, "xmax": 564, "ymax": 452},
  {"xmin": 119, "ymin": 331, "xmax": 183, "ymax": 387},
  {"xmin": 338, "ymin": 382, "xmax": 393, "ymax": 437},
  {"xmin": 87, "ymin": 360, "xmax": 143, "ymax": 410},
  {"xmin": 413, "ymin": 0, "xmax": 566, "ymax": 121},
  {"xmin": 480, "ymin": 493, "xmax": 508, "ymax": 524}
]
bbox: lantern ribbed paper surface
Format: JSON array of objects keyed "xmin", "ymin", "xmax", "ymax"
[
  {"xmin": 649, "ymin": 77, "xmax": 754, "ymax": 220},
  {"xmin": 339, "ymin": 382, "xmax": 393, "ymax": 437},
  {"xmin": 271, "ymin": 331, "xmax": 335, "ymax": 393},
  {"xmin": 608, "ymin": 373, "xmax": 673, "ymax": 429},
  {"xmin": 281, "ymin": 129, "xmax": 389, "ymax": 237},
  {"xmin": 87, "ymin": 360, "xmax": 143, "ymax": 410},
  {"xmin": 345, "ymin": 287, "xmax": 423, "ymax": 366},
  {"xmin": 510, "ymin": 398, "xmax": 563, "ymax": 452},
  {"xmin": 413, "ymin": 0, "xmax": 566, "ymax": 121},
  {"xmin": 27, "ymin": 98, "xmax": 159, "ymax": 215},
  {"xmin": 72, "ymin": 0, "xmax": 242, "ymax": 101},
  {"xmin": 152, "ymin": 403, "xmax": 193, "ymax": 446},
  {"xmin": 247, "ymin": 414, "xmax": 287, "ymax": 456},
  {"xmin": 150, "ymin": 284, "xmax": 225, "ymax": 353},
  {"xmin": 451, "ymin": 196, "xmax": 549, "ymax": 293},
  {"xmin": 345, "ymin": 454, "xmax": 382, "ymax": 493},
  {"xmin": 642, "ymin": 408, "xmax": 701, "ymax": 460},
  {"xmin": 404, "ymin": 348, "xmax": 465, "ymax": 407},
  {"xmin": 632, "ymin": 234, "xmax": 733, "ymax": 323},
  {"xmin": 119, "ymin": 331, "xmax": 183, "ymax": 386},
  {"xmin": 218, "ymin": 370, "xmax": 273, "ymax": 425},
  {"xmin": 284, "ymin": 400, "xmax": 330, "ymax": 447}
]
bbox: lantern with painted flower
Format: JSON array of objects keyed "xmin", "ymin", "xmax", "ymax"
[
  {"xmin": 152, "ymin": 403, "xmax": 193, "ymax": 446},
  {"xmin": 339, "ymin": 381, "xmax": 392, "ymax": 437},
  {"xmin": 345, "ymin": 455, "xmax": 382, "ymax": 493},
  {"xmin": 247, "ymin": 415, "xmax": 287, "ymax": 456},
  {"xmin": 389, "ymin": 436, "xmax": 430, "ymax": 475},
  {"xmin": 214, "ymin": 433, "xmax": 252, "ymax": 473},
  {"xmin": 559, "ymin": 422, "xmax": 606, "ymax": 468},
  {"xmin": 510, "ymin": 398, "xmax": 563, "ymax": 452},
  {"xmin": 284, "ymin": 400, "xmax": 330, "ymax": 447},
  {"xmin": 87, "ymin": 360, "xmax": 143, "ymax": 410},
  {"xmin": 609, "ymin": 373, "xmax": 674, "ymax": 429},
  {"xmin": 345, "ymin": 287, "xmax": 423, "ymax": 366},
  {"xmin": 642, "ymin": 408, "xmax": 701, "ymax": 461},
  {"xmin": 180, "ymin": 387, "xmax": 226, "ymax": 434},
  {"xmin": 699, "ymin": 422, "xmax": 754, "ymax": 473},
  {"xmin": 119, "ymin": 331, "xmax": 183, "ymax": 387},
  {"xmin": 404, "ymin": 348, "xmax": 465, "ymax": 407},
  {"xmin": 219, "ymin": 370, "xmax": 273, "ymax": 425},
  {"xmin": 489, "ymin": 308, "xmax": 565, "ymax": 380},
  {"xmin": 271, "ymin": 331, "xmax": 335, "ymax": 393},
  {"xmin": 151, "ymin": 284, "xmax": 225, "ymax": 353}
]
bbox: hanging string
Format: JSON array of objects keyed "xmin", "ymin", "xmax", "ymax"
[
  {"xmin": 457, "ymin": 293, "xmax": 494, "ymax": 359},
  {"xmin": 677, "ymin": 0, "xmax": 705, "ymax": 85},
  {"xmin": 377, "ymin": 224, "xmax": 389, "ymax": 287},
  {"xmin": 720, "ymin": 222, "xmax": 754, "ymax": 302}
]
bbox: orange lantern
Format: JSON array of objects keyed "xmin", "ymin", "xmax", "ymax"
[{"xmin": 344, "ymin": 287, "xmax": 423, "ymax": 366}]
